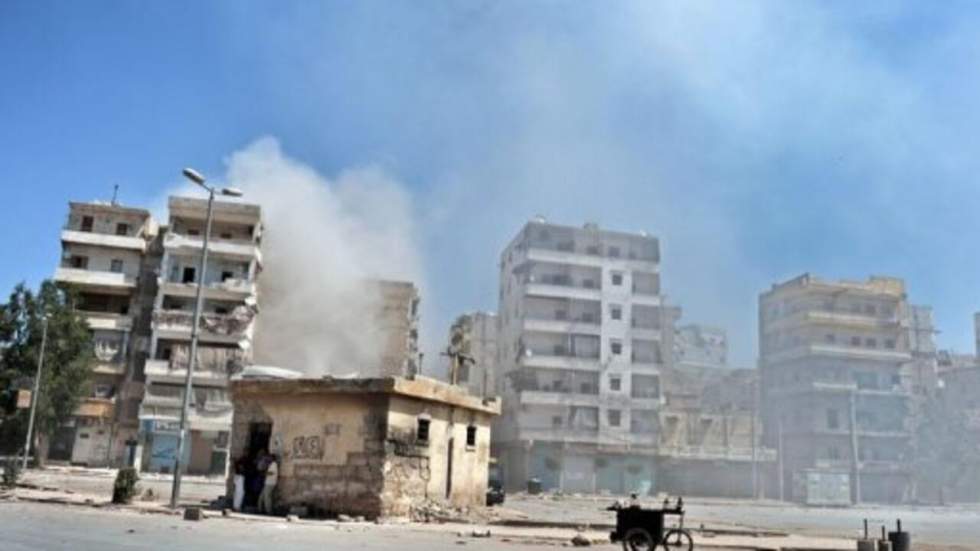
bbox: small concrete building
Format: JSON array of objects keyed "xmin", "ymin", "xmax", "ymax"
[{"xmin": 229, "ymin": 376, "xmax": 500, "ymax": 519}]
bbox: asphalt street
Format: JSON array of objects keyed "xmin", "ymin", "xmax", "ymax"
[{"xmin": 0, "ymin": 502, "xmax": 572, "ymax": 551}]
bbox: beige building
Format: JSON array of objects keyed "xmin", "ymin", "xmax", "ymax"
[
  {"xmin": 138, "ymin": 197, "xmax": 263, "ymax": 475},
  {"xmin": 495, "ymin": 219, "xmax": 676, "ymax": 494},
  {"xmin": 229, "ymin": 376, "xmax": 500, "ymax": 518},
  {"xmin": 759, "ymin": 274, "xmax": 932, "ymax": 504},
  {"xmin": 51, "ymin": 201, "xmax": 159, "ymax": 466}
]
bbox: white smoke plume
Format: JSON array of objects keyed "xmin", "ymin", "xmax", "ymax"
[{"xmin": 220, "ymin": 137, "xmax": 426, "ymax": 375}]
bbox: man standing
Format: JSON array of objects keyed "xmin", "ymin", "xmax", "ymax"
[{"xmin": 258, "ymin": 452, "xmax": 278, "ymax": 515}]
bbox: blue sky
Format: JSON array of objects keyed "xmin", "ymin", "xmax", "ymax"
[{"xmin": 2, "ymin": 1, "xmax": 979, "ymax": 365}]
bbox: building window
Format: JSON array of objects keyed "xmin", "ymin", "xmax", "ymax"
[
  {"xmin": 608, "ymin": 246, "xmax": 621, "ymax": 258},
  {"xmin": 69, "ymin": 255, "xmax": 88, "ymax": 269},
  {"xmin": 828, "ymin": 446, "xmax": 841, "ymax": 460},
  {"xmin": 221, "ymin": 271, "xmax": 234, "ymax": 282},
  {"xmin": 416, "ymin": 417, "xmax": 430, "ymax": 444},
  {"xmin": 611, "ymin": 272, "xmax": 624, "ymax": 286},
  {"xmin": 610, "ymin": 339, "xmax": 623, "ymax": 355},
  {"xmin": 220, "ymin": 232, "xmax": 233, "ymax": 239},
  {"xmin": 825, "ymin": 334, "xmax": 836, "ymax": 343},
  {"xmin": 110, "ymin": 259, "xmax": 123, "ymax": 273},
  {"xmin": 865, "ymin": 338, "xmax": 877, "ymax": 348},
  {"xmin": 609, "ymin": 376, "xmax": 621, "ymax": 391},
  {"xmin": 826, "ymin": 409, "xmax": 840, "ymax": 430},
  {"xmin": 80, "ymin": 216, "xmax": 94, "ymax": 232},
  {"xmin": 884, "ymin": 339, "xmax": 896, "ymax": 349},
  {"xmin": 552, "ymin": 416, "xmax": 563, "ymax": 428},
  {"xmin": 115, "ymin": 223, "xmax": 129, "ymax": 236},
  {"xmin": 466, "ymin": 425, "xmax": 477, "ymax": 448},
  {"xmin": 850, "ymin": 336, "xmax": 861, "ymax": 347},
  {"xmin": 610, "ymin": 305, "xmax": 622, "ymax": 321},
  {"xmin": 182, "ymin": 267, "xmax": 196, "ymax": 284},
  {"xmin": 607, "ymin": 409, "xmax": 622, "ymax": 427}
]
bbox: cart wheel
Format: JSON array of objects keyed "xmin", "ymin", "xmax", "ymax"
[
  {"xmin": 622, "ymin": 527, "xmax": 655, "ymax": 551},
  {"xmin": 660, "ymin": 528, "xmax": 693, "ymax": 551}
]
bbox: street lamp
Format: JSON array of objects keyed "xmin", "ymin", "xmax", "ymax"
[
  {"xmin": 170, "ymin": 168, "xmax": 242, "ymax": 509},
  {"xmin": 22, "ymin": 315, "xmax": 49, "ymax": 470}
]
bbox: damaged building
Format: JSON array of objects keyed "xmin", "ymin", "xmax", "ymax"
[
  {"xmin": 447, "ymin": 312, "xmax": 498, "ymax": 397},
  {"xmin": 494, "ymin": 219, "xmax": 676, "ymax": 494},
  {"xmin": 759, "ymin": 274, "xmax": 932, "ymax": 505},
  {"xmin": 137, "ymin": 197, "xmax": 263, "ymax": 475},
  {"xmin": 50, "ymin": 201, "xmax": 159, "ymax": 466},
  {"xmin": 369, "ymin": 280, "xmax": 421, "ymax": 377},
  {"xmin": 228, "ymin": 376, "xmax": 500, "ymax": 518}
]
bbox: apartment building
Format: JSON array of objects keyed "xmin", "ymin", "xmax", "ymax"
[
  {"xmin": 52, "ymin": 201, "xmax": 159, "ymax": 466},
  {"xmin": 137, "ymin": 197, "xmax": 262, "ymax": 475},
  {"xmin": 759, "ymin": 274, "xmax": 930, "ymax": 504},
  {"xmin": 447, "ymin": 311, "xmax": 498, "ymax": 397},
  {"xmin": 494, "ymin": 219, "xmax": 675, "ymax": 494}
]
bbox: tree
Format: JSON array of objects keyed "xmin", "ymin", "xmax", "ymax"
[{"xmin": 0, "ymin": 281, "xmax": 93, "ymax": 464}]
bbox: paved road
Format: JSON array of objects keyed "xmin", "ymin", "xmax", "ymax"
[
  {"xmin": 0, "ymin": 502, "xmax": 590, "ymax": 550},
  {"xmin": 508, "ymin": 494, "xmax": 980, "ymax": 549}
]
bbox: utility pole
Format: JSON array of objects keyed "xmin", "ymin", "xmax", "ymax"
[
  {"xmin": 777, "ymin": 416, "xmax": 784, "ymax": 502},
  {"xmin": 751, "ymin": 379, "xmax": 759, "ymax": 499},
  {"xmin": 170, "ymin": 167, "xmax": 243, "ymax": 509},
  {"xmin": 22, "ymin": 316, "xmax": 49, "ymax": 470},
  {"xmin": 848, "ymin": 390, "xmax": 862, "ymax": 505}
]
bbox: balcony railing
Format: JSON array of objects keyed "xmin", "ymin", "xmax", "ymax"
[
  {"xmin": 152, "ymin": 309, "xmax": 254, "ymax": 337},
  {"xmin": 54, "ymin": 267, "xmax": 137, "ymax": 289}
]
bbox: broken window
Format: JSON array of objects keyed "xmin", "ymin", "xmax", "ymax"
[
  {"xmin": 466, "ymin": 425, "xmax": 477, "ymax": 447},
  {"xmin": 221, "ymin": 270, "xmax": 234, "ymax": 282},
  {"xmin": 80, "ymin": 215, "xmax": 94, "ymax": 232},
  {"xmin": 110, "ymin": 259, "xmax": 123, "ymax": 273},
  {"xmin": 607, "ymin": 409, "xmax": 622, "ymax": 427},
  {"xmin": 416, "ymin": 417, "xmax": 431, "ymax": 444},
  {"xmin": 182, "ymin": 267, "xmax": 196, "ymax": 284},
  {"xmin": 115, "ymin": 223, "xmax": 129, "ymax": 236}
]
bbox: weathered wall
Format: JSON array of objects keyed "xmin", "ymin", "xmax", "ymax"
[
  {"xmin": 385, "ymin": 395, "xmax": 491, "ymax": 513},
  {"xmin": 230, "ymin": 393, "xmax": 388, "ymax": 517}
]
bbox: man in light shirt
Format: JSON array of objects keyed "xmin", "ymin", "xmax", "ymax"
[{"xmin": 259, "ymin": 452, "xmax": 278, "ymax": 514}]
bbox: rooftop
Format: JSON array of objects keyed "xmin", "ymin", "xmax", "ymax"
[{"xmin": 231, "ymin": 375, "xmax": 501, "ymax": 415}]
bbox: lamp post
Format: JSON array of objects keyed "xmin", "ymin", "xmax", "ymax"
[
  {"xmin": 22, "ymin": 315, "xmax": 49, "ymax": 470},
  {"xmin": 169, "ymin": 168, "xmax": 242, "ymax": 509}
]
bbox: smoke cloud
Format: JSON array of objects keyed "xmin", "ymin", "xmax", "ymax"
[{"xmin": 221, "ymin": 137, "xmax": 426, "ymax": 375}]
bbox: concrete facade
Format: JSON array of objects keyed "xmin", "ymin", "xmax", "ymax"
[
  {"xmin": 447, "ymin": 312, "xmax": 498, "ymax": 397},
  {"xmin": 228, "ymin": 376, "xmax": 500, "ymax": 519},
  {"xmin": 138, "ymin": 197, "xmax": 263, "ymax": 475},
  {"xmin": 674, "ymin": 324, "xmax": 728, "ymax": 369},
  {"xmin": 759, "ymin": 274, "xmax": 931, "ymax": 505},
  {"xmin": 51, "ymin": 201, "xmax": 159, "ymax": 466},
  {"xmin": 370, "ymin": 280, "xmax": 421, "ymax": 377},
  {"xmin": 494, "ymin": 219, "xmax": 676, "ymax": 494}
]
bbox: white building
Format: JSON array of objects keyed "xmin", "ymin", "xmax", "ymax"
[
  {"xmin": 137, "ymin": 197, "xmax": 262, "ymax": 475},
  {"xmin": 494, "ymin": 219, "xmax": 675, "ymax": 494},
  {"xmin": 52, "ymin": 201, "xmax": 158, "ymax": 466}
]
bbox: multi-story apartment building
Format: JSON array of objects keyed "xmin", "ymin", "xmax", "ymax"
[
  {"xmin": 137, "ymin": 197, "xmax": 262, "ymax": 475},
  {"xmin": 52, "ymin": 201, "xmax": 159, "ymax": 466},
  {"xmin": 759, "ymin": 274, "xmax": 930, "ymax": 505},
  {"xmin": 494, "ymin": 219, "xmax": 674, "ymax": 494}
]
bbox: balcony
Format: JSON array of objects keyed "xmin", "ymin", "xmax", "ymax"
[
  {"xmin": 523, "ymin": 317, "xmax": 601, "ymax": 336},
  {"xmin": 658, "ymin": 445, "xmax": 777, "ymax": 462},
  {"xmin": 164, "ymin": 233, "xmax": 262, "ymax": 264},
  {"xmin": 519, "ymin": 391, "xmax": 601, "ymax": 407},
  {"xmin": 524, "ymin": 281, "xmax": 602, "ymax": 302},
  {"xmin": 520, "ymin": 352, "xmax": 600, "ymax": 372},
  {"xmin": 766, "ymin": 308, "xmax": 903, "ymax": 332},
  {"xmin": 765, "ymin": 343, "xmax": 911, "ymax": 364},
  {"xmin": 159, "ymin": 278, "xmax": 256, "ymax": 301},
  {"xmin": 143, "ymin": 357, "xmax": 236, "ymax": 386},
  {"xmin": 151, "ymin": 309, "xmax": 253, "ymax": 341},
  {"xmin": 54, "ymin": 268, "xmax": 137, "ymax": 290},
  {"xmin": 75, "ymin": 397, "xmax": 115, "ymax": 418},
  {"xmin": 82, "ymin": 311, "xmax": 134, "ymax": 331},
  {"xmin": 61, "ymin": 229, "xmax": 146, "ymax": 252}
]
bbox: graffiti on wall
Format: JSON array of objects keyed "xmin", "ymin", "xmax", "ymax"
[{"xmin": 281, "ymin": 424, "xmax": 343, "ymax": 463}]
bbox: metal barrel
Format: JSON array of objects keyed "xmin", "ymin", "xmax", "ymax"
[
  {"xmin": 887, "ymin": 532, "xmax": 910, "ymax": 551},
  {"xmin": 856, "ymin": 539, "xmax": 876, "ymax": 551}
]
